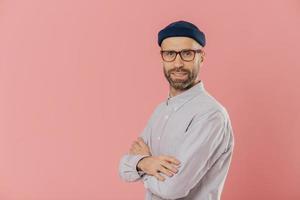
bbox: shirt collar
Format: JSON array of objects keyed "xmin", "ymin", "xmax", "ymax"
[{"xmin": 166, "ymin": 80, "xmax": 205, "ymax": 110}]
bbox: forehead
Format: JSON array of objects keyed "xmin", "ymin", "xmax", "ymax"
[{"xmin": 161, "ymin": 37, "xmax": 202, "ymax": 50}]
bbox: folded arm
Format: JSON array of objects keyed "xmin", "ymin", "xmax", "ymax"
[
  {"xmin": 141, "ymin": 111, "xmax": 231, "ymax": 199},
  {"xmin": 118, "ymin": 125, "xmax": 152, "ymax": 182}
]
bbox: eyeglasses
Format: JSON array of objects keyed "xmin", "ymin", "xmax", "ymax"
[{"xmin": 160, "ymin": 49, "xmax": 203, "ymax": 62}]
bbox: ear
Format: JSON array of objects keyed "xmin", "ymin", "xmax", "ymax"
[{"xmin": 200, "ymin": 50, "xmax": 206, "ymax": 62}]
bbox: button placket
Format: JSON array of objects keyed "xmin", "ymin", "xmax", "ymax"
[
  {"xmin": 157, "ymin": 107, "xmax": 173, "ymax": 148},
  {"xmin": 157, "ymin": 105, "xmax": 177, "ymax": 143}
]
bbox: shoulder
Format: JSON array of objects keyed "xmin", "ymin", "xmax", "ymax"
[
  {"xmin": 146, "ymin": 101, "xmax": 166, "ymax": 126},
  {"xmin": 192, "ymin": 90, "xmax": 231, "ymax": 123},
  {"xmin": 193, "ymin": 91, "xmax": 235, "ymax": 149}
]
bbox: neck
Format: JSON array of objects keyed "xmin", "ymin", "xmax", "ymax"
[{"xmin": 169, "ymin": 79, "xmax": 201, "ymax": 98}]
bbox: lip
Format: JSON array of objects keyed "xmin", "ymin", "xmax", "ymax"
[{"xmin": 172, "ymin": 72, "xmax": 188, "ymax": 76}]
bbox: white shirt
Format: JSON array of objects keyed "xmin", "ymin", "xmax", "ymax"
[{"xmin": 119, "ymin": 81, "xmax": 235, "ymax": 200}]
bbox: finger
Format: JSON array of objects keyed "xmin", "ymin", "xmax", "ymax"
[
  {"xmin": 131, "ymin": 144, "xmax": 140, "ymax": 150},
  {"xmin": 129, "ymin": 148, "xmax": 135, "ymax": 154},
  {"xmin": 137, "ymin": 137, "xmax": 148, "ymax": 148},
  {"xmin": 130, "ymin": 145, "xmax": 139, "ymax": 152},
  {"xmin": 160, "ymin": 155, "xmax": 181, "ymax": 165},
  {"xmin": 131, "ymin": 146, "xmax": 140, "ymax": 153},
  {"xmin": 132, "ymin": 141, "xmax": 142, "ymax": 148},
  {"xmin": 158, "ymin": 166, "xmax": 174, "ymax": 177},
  {"xmin": 160, "ymin": 160, "xmax": 179, "ymax": 173},
  {"xmin": 154, "ymin": 173, "xmax": 165, "ymax": 181},
  {"xmin": 129, "ymin": 149, "xmax": 135, "ymax": 154},
  {"xmin": 130, "ymin": 143, "xmax": 140, "ymax": 151}
]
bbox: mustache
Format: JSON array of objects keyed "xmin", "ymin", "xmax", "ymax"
[{"xmin": 168, "ymin": 68, "xmax": 190, "ymax": 74}]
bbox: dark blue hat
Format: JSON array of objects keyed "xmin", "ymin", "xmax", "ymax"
[{"xmin": 158, "ymin": 20, "xmax": 206, "ymax": 47}]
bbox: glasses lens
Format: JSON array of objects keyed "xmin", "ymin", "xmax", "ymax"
[
  {"xmin": 162, "ymin": 51, "xmax": 176, "ymax": 61},
  {"xmin": 181, "ymin": 50, "xmax": 195, "ymax": 61}
]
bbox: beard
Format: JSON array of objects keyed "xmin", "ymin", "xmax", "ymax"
[{"xmin": 163, "ymin": 67, "xmax": 198, "ymax": 91}]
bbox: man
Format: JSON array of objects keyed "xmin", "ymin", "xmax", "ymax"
[{"xmin": 118, "ymin": 20, "xmax": 235, "ymax": 200}]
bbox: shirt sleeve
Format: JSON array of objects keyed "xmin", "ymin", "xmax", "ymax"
[
  {"xmin": 141, "ymin": 110, "xmax": 232, "ymax": 199},
  {"xmin": 118, "ymin": 123, "xmax": 152, "ymax": 182}
]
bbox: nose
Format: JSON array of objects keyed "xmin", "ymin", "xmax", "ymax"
[{"xmin": 173, "ymin": 53, "xmax": 184, "ymax": 68}]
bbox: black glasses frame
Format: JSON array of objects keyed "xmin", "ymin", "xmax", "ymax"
[{"xmin": 160, "ymin": 49, "xmax": 203, "ymax": 62}]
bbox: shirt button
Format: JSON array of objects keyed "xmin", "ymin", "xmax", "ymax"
[
  {"xmin": 174, "ymin": 107, "xmax": 177, "ymax": 111},
  {"xmin": 165, "ymin": 115, "xmax": 169, "ymax": 119},
  {"xmin": 157, "ymin": 136, "xmax": 161, "ymax": 140}
]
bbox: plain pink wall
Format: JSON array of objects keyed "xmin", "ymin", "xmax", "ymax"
[{"xmin": 1, "ymin": 0, "xmax": 299, "ymax": 199}]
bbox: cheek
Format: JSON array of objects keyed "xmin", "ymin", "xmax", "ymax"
[
  {"xmin": 163, "ymin": 63, "xmax": 173, "ymax": 71},
  {"xmin": 163, "ymin": 62, "xmax": 173, "ymax": 67},
  {"xmin": 184, "ymin": 63, "xmax": 195, "ymax": 71}
]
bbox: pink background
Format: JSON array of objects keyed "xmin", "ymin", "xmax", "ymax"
[{"xmin": 1, "ymin": 0, "xmax": 300, "ymax": 199}]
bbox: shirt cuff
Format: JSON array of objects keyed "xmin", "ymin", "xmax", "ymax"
[{"xmin": 132, "ymin": 154, "xmax": 151, "ymax": 176}]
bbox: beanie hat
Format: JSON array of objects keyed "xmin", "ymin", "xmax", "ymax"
[{"xmin": 158, "ymin": 20, "xmax": 206, "ymax": 47}]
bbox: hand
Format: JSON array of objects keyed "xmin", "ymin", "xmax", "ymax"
[
  {"xmin": 137, "ymin": 155, "xmax": 181, "ymax": 181},
  {"xmin": 129, "ymin": 137, "xmax": 151, "ymax": 156}
]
